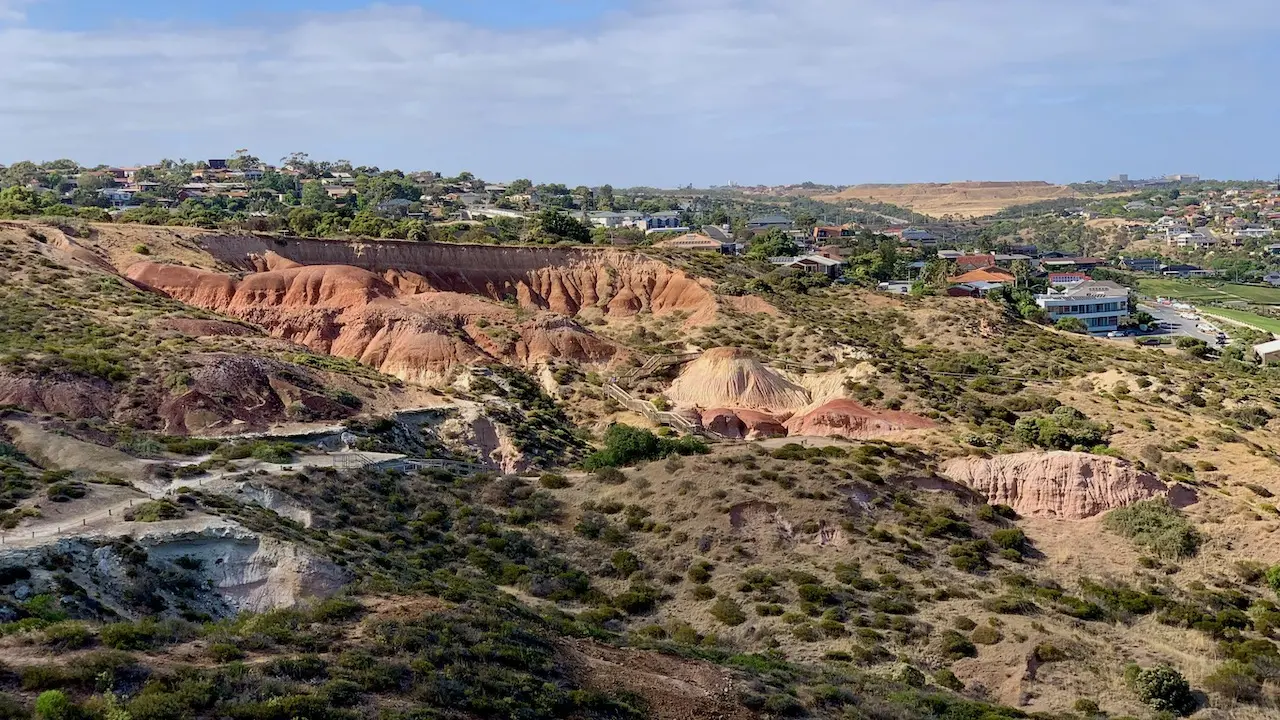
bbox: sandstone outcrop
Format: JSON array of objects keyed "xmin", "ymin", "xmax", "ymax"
[
  {"xmin": 940, "ymin": 451, "xmax": 1193, "ymax": 519},
  {"xmin": 185, "ymin": 236, "xmax": 728, "ymax": 323},
  {"xmin": 126, "ymin": 260, "xmax": 625, "ymax": 385},
  {"xmin": 783, "ymin": 398, "xmax": 935, "ymax": 440},
  {"xmin": 668, "ymin": 348, "xmax": 810, "ymax": 414},
  {"xmin": 701, "ymin": 408, "xmax": 787, "ymax": 440}
]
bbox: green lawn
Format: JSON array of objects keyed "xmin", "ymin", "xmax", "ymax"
[
  {"xmin": 1137, "ymin": 279, "xmax": 1280, "ymax": 305},
  {"xmin": 1196, "ymin": 306, "xmax": 1280, "ymax": 334}
]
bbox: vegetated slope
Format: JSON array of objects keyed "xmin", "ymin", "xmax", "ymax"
[
  {"xmin": 0, "ymin": 222, "xmax": 433, "ymax": 435},
  {"xmin": 816, "ymin": 181, "xmax": 1078, "ymax": 218}
]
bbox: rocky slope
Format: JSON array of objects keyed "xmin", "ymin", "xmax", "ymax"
[{"xmin": 941, "ymin": 451, "xmax": 1194, "ymax": 519}]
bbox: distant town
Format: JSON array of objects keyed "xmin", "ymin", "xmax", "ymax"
[{"xmin": 5, "ymin": 152, "xmax": 1280, "ymax": 339}]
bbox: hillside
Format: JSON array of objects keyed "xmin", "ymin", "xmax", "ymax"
[
  {"xmin": 2, "ymin": 220, "xmax": 1280, "ymax": 718},
  {"xmin": 816, "ymin": 181, "xmax": 1079, "ymax": 218}
]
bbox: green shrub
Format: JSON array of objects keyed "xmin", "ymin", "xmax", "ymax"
[
  {"xmin": 939, "ymin": 630, "xmax": 977, "ymax": 659},
  {"xmin": 124, "ymin": 499, "xmax": 185, "ymax": 523},
  {"xmin": 990, "ymin": 528, "xmax": 1026, "ymax": 551},
  {"xmin": 953, "ymin": 616, "xmax": 977, "ymax": 631},
  {"xmin": 207, "ymin": 643, "xmax": 245, "ymax": 662},
  {"xmin": 1013, "ymin": 406, "xmax": 1109, "ymax": 450},
  {"xmin": 1202, "ymin": 660, "xmax": 1260, "ymax": 703},
  {"xmin": 1132, "ymin": 665, "xmax": 1196, "ymax": 716},
  {"xmin": 710, "ymin": 598, "xmax": 747, "ymax": 626},
  {"xmin": 970, "ymin": 625, "xmax": 1001, "ymax": 645},
  {"xmin": 932, "ymin": 669, "xmax": 965, "ymax": 691},
  {"xmin": 583, "ymin": 424, "xmax": 708, "ymax": 469},
  {"xmin": 34, "ymin": 691, "xmax": 72, "ymax": 720},
  {"xmin": 40, "ymin": 621, "xmax": 90, "ymax": 650},
  {"xmin": 1103, "ymin": 499, "xmax": 1200, "ymax": 559},
  {"xmin": 99, "ymin": 621, "xmax": 158, "ymax": 650},
  {"xmin": 1073, "ymin": 698, "xmax": 1100, "ymax": 716},
  {"xmin": 539, "ymin": 473, "xmax": 571, "ymax": 489},
  {"xmin": 690, "ymin": 585, "xmax": 716, "ymax": 600}
]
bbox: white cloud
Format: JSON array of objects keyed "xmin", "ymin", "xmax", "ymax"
[{"xmin": 1, "ymin": 0, "xmax": 1277, "ymax": 182}]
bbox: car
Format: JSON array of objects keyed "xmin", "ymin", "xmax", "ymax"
[{"xmin": 1106, "ymin": 330, "xmax": 1124, "ymax": 338}]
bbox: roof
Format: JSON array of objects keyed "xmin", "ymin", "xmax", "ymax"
[
  {"xmin": 949, "ymin": 267, "xmax": 1016, "ymax": 284},
  {"xmin": 790, "ymin": 255, "xmax": 843, "ymax": 267},
  {"xmin": 1045, "ymin": 280, "xmax": 1129, "ymax": 299},
  {"xmin": 1254, "ymin": 340, "xmax": 1280, "ymax": 356}
]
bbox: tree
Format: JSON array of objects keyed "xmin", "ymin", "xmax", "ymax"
[
  {"xmin": 535, "ymin": 209, "xmax": 591, "ymax": 244},
  {"xmin": 288, "ymin": 207, "xmax": 323, "ymax": 236},
  {"xmin": 745, "ymin": 228, "xmax": 798, "ymax": 260},
  {"xmin": 301, "ymin": 181, "xmax": 336, "ymax": 212},
  {"xmin": 597, "ymin": 184, "xmax": 616, "ymax": 211},
  {"xmin": 506, "ymin": 178, "xmax": 533, "ymax": 195},
  {"xmin": 572, "ymin": 185, "xmax": 594, "ymax": 211},
  {"xmin": 1055, "ymin": 316, "xmax": 1088, "ymax": 334},
  {"xmin": 348, "ymin": 210, "xmax": 391, "ymax": 238},
  {"xmin": 1010, "ymin": 259, "xmax": 1033, "ymax": 288}
]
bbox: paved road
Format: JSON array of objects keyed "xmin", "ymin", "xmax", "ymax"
[{"xmin": 1136, "ymin": 303, "xmax": 1226, "ymax": 346}]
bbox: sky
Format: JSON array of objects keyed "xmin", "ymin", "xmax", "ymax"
[{"xmin": 2, "ymin": 0, "xmax": 1279, "ymax": 187}]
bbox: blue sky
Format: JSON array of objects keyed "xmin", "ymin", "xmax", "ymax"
[{"xmin": 2, "ymin": 0, "xmax": 1280, "ymax": 187}]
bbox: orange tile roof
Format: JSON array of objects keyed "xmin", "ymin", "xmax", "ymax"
[{"xmin": 948, "ymin": 267, "xmax": 1016, "ymax": 284}]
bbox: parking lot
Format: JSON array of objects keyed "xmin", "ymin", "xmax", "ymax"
[{"xmin": 1131, "ymin": 303, "xmax": 1226, "ymax": 346}]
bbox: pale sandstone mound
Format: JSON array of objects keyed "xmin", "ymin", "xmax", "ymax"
[
  {"xmin": 784, "ymin": 398, "xmax": 935, "ymax": 440},
  {"xmin": 940, "ymin": 451, "xmax": 1191, "ymax": 519},
  {"xmin": 701, "ymin": 408, "xmax": 787, "ymax": 440},
  {"xmin": 668, "ymin": 348, "xmax": 810, "ymax": 413}
]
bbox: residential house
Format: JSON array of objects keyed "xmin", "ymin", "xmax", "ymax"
[
  {"xmin": 656, "ymin": 234, "xmax": 730, "ymax": 253},
  {"xmin": 746, "ymin": 215, "xmax": 793, "ymax": 230},
  {"xmin": 1161, "ymin": 264, "xmax": 1213, "ymax": 278},
  {"xmin": 948, "ymin": 267, "xmax": 1016, "ymax": 284},
  {"xmin": 1048, "ymin": 273, "xmax": 1090, "ymax": 286},
  {"xmin": 1040, "ymin": 257, "xmax": 1104, "ymax": 272},
  {"xmin": 816, "ymin": 245, "xmax": 844, "ymax": 261},
  {"xmin": 812, "ymin": 225, "xmax": 853, "ymax": 243},
  {"xmin": 954, "ymin": 254, "xmax": 996, "ymax": 272},
  {"xmin": 992, "ymin": 253, "xmax": 1033, "ymax": 267},
  {"xmin": 98, "ymin": 187, "xmax": 136, "ymax": 208},
  {"xmin": 1035, "ymin": 280, "xmax": 1131, "ymax": 333},
  {"xmin": 325, "ymin": 186, "xmax": 356, "ymax": 199},
  {"xmin": 947, "ymin": 281, "xmax": 1005, "ymax": 298},
  {"xmin": 647, "ymin": 210, "xmax": 683, "ymax": 230},
  {"xmin": 1009, "ymin": 244, "xmax": 1038, "ymax": 256},
  {"xmin": 207, "ymin": 159, "xmax": 228, "ymax": 170},
  {"xmin": 770, "ymin": 255, "xmax": 845, "ymax": 278},
  {"xmin": 1121, "ymin": 257, "xmax": 1162, "ymax": 273},
  {"xmin": 703, "ymin": 225, "xmax": 733, "ymax": 242},
  {"xmin": 1265, "ymin": 243, "xmax": 1280, "ymax": 256},
  {"xmin": 1167, "ymin": 230, "xmax": 1215, "ymax": 249},
  {"xmin": 376, "ymin": 198, "xmax": 414, "ymax": 217},
  {"xmin": 900, "ymin": 228, "xmax": 937, "ymax": 246}
]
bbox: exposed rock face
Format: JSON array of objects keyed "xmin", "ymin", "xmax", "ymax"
[
  {"xmin": 186, "ymin": 236, "xmax": 727, "ymax": 323},
  {"xmin": 784, "ymin": 399, "xmax": 935, "ymax": 440},
  {"xmin": 701, "ymin": 408, "xmax": 787, "ymax": 440},
  {"xmin": 139, "ymin": 522, "xmax": 349, "ymax": 613},
  {"xmin": 0, "ymin": 520, "xmax": 348, "ymax": 620},
  {"xmin": 940, "ymin": 451, "xmax": 1192, "ymax": 519},
  {"xmin": 126, "ymin": 260, "xmax": 624, "ymax": 385},
  {"xmin": 668, "ymin": 348, "xmax": 810, "ymax": 414}
]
